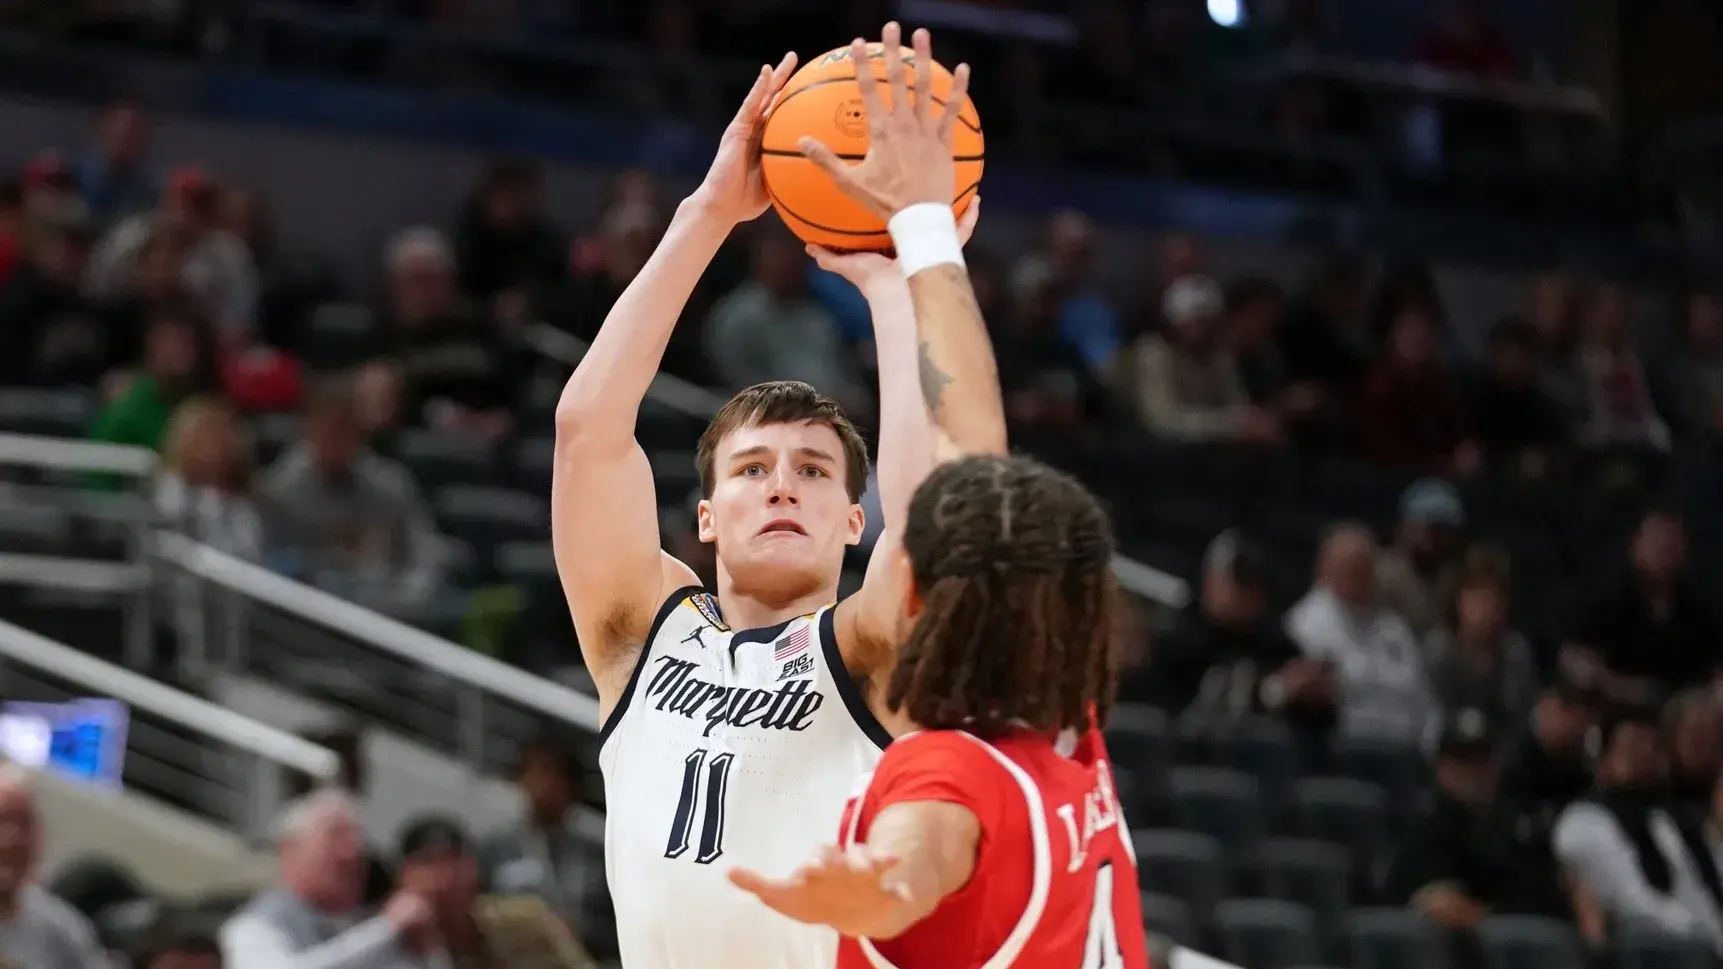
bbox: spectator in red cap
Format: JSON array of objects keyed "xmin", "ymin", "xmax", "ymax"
[
  {"xmin": 75, "ymin": 99, "xmax": 159, "ymax": 225},
  {"xmin": 87, "ymin": 165, "xmax": 258, "ymax": 345}
]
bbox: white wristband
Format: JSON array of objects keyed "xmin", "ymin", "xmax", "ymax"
[{"xmin": 887, "ymin": 203, "xmax": 966, "ymax": 277}]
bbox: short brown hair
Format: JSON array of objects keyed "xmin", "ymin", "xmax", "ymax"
[
  {"xmin": 695, "ymin": 381, "xmax": 869, "ymax": 501},
  {"xmin": 888, "ymin": 455, "xmax": 1118, "ymax": 737}
]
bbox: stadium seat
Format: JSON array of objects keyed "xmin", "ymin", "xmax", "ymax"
[
  {"xmin": 433, "ymin": 486, "xmax": 548, "ymax": 545},
  {"xmin": 1333, "ymin": 736, "xmax": 1427, "ymax": 808},
  {"xmin": 1139, "ymin": 891, "xmax": 1195, "ymax": 948},
  {"xmin": 398, "ymin": 430, "xmax": 496, "ymax": 489},
  {"xmin": 1252, "ymin": 838, "xmax": 1351, "ymax": 941},
  {"xmin": 1208, "ymin": 716, "xmax": 1301, "ymax": 798},
  {"xmin": 1104, "ymin": 703, "xmax": 1169, "ymax": 776},
  {"xmin": 1343, "ymin": 907, "xmax": 1449, "ymax": 969},
  {"xmin": 304, "ymin": 302, "xmax": 377, "ymax": 369},
  {"xmin": 1290, "ymin": 777, "xmax": 1388, "ymax": 859},
  {"xmin": 1476, "ymin": 915, "xmax": 1586, "ymax": 969},
  {"xmin": 1167, "ymin": 767, "xmax": 1264, "ymax": 852},
  {"xmin": 1215, "ymin": 898, "xmax": 1322, "ymax": 969},
  {"xmin": 1616, "ymin": 929, "xmax": 1716, "ymax": 969},
  {"xmin": 1132, "ymin": 829, "xmax": 1226, "ymax": 927}
]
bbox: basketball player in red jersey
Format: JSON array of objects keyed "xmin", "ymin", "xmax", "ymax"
[{"xmin": 730, "ymin": 27, "xmax": 1147, "ymax": 969}]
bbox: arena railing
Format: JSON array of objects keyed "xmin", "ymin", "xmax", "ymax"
[
  {"xmin": 153, "ymin": 532, "xmax": 602, "ymax": 767},
  {"xmin": 0, "ymin": 615, "xmax": 338, "ymax": 842},
  {"xmin": 523, "ymin": 324, "xmax": 1196, "ymax": 611},
  {"xmin": 0, "ymin": 432, "xmax": 157, "ymax": 666}
]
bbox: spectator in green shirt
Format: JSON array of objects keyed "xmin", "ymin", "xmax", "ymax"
[{"xmin": 89, "ymin": 306, "xmax": 212, "ymax": 453}]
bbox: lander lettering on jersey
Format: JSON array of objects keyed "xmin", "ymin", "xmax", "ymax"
[{"xmin": 598, "ymin": 586, "xmax": 890, "ymax": 969}]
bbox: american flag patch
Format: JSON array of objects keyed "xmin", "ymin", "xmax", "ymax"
[{"xmin": 774, "ymin": 625, "xmax": 810, "ymax": 662}]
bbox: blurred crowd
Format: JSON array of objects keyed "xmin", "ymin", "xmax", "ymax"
[
  {"xmin": 0, "ymin": 13, "xmax": 1710, "ymax": 963},
  {"xmin": 0, "ymin": 727, "xmax": 610, "ymax": 968}
]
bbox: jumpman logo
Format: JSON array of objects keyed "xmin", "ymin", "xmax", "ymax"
[{"xmin": 682, "ymin": 626, "xmax": 707, "ymax": 649}]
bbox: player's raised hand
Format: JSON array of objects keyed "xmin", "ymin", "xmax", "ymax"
[
  {"xmin": 800, "ymin": 23, "xmax": 971, "ymax": 220},
  {"xmin": 805, "ymin": 196, "xmax": 980, "ymax": 294},
  {"xmin": 694, "ymin": 52, "xmax": 799, "ymax": 225},
  {"xmin": 729, "ymin": 844, "xmax": 909, "ymax": 938}
]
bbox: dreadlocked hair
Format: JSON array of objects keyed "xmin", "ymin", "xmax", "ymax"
[{"xmin": 887, "ymin": 455, "xmax": 1118, "ymax": 739}]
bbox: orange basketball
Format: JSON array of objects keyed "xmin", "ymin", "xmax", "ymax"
[{"xmin": 761, "ymin": 44, "xmax": 984, "ymax": 251}]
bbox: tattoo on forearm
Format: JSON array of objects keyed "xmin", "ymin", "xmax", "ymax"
[{"xmin": 917, "ymin": 338, "xmax": 954, "ymax": 418}]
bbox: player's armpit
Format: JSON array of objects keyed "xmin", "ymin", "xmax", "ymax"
[
  {"xmin": 862, "ymin": 799, "xmax": 982, "ymax": 938},
  {"xmin": 832, "ymin": 531, "xmax": 906, "ymax": 682},
  {"xmin": 906, "ymin": 265, "xmax": 1007, "ymax": 457},
  {"xmin": 550, "ymin": 435, "xmax": 698, "ymax": 714}
]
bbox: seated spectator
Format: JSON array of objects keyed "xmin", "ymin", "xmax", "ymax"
[
  {"xmin": 1501, "ymin": 668, "xmax": 1606, "ymax": 835},
  {"xmin": 1519, "ymin": 269, "xmax": 1588, "ymax": 430},
  {"xmin": 1668, "ymin": 690, "xmax": 1723, "ymax": 819},
  {"xmin": 1230, "ymin": 277, "xmax": 1329, "ymax": 441},
  {"xmin": 285, "ymin": 727, "xmax": 393, "ymax": 908},
  {"xmin": 221, "ymin": 789, "xmax": 432, "ymax": 969},
  {"xmin": 1468, "ymin": 320, "xmax": 1571, "ymax": 480},
  {"xmin": 1124, "ymin": 274, "xmax": 1278, "ymax": 445},
  {"xmin": 368, "ymin": 227, "xmax": 517, "ymax": 446},
  {"xmin": 1354, "ymin": 302, "xmax": 1474, "ymax": 475},
  {"xmin": 1376, "ymin": 479, "xmax": 1467, "ymax": 640},
  {"xmin": 1575, "ymin": 282, "xmax": 1673, "ymax": 453},
  {"xmin": 220, "ymin": 182, "xmax": 338, "ymax": 357},
  {"xmin": 155, "ymin": 397, "xmax": 263, "ymax": 558},
  {"xmin": 1386, "ymin": 710, "xmax": 1568, "ymax": 928},
  {"xmin": 480, "ymin": 735, "xmax": 609, "ymax": 946},
  {"xmin": 1426, "ymin": 544, "xmax": 1536, "ymax": 724},
  {"xmin": 1555, "ymin": 714, "xmax": 1723, "ymax": 954},
  {"xmin": 1674, "ymin": 284, "xmax": 1723, "ymax": 436},
  {"xmin": 1279, "ymin": 253, "xmax": 1373, "ymax": 405},
  {"xmin": 86, "ymin": 167, "xmax": 257, "ymax": 344},
  {"xmin": 703, "ymin": 227, "xmax": 870, "ymax": 419},
  {"xmin": 352, "ymin": 360, "xmax": 407, "ymax": 457},
  {"xmin": 0, "ymin": 766, "xmax": 110, "ymax": 969},
  {"xmin": 75, "ymin": 99, "xmax": 158, "ymax": 225},
  {"xmin": 131, "ymin": 927, "xmax": 221, "ymax": 969},
  {"xmin": 1565, "ymin": 508, "xmax": 1723, "ymax": 704},
  {"xmin": 1427, "ymin": 546, "xmax": 1538, "ymax": 733},
  {"xmin": 0, "ymin": 196, "xmax": 121, "ymax": 387},
  {"xmin": 995, "ymin": 260, "xmax": 1108, "ymax": 435},
  {"xmin": 1132, "ymin": 530, "xmax": 1337, "ymax": 731},
  {"xmin": 453, "ymin": 157, "xmax": 567, "ymax": 315},
  {"xmin": 1013, "ymin": 211, "xmax": 1120, "ymax": 371},
  {"xmin": 259, "ymin": 378, "xmax": 448, "ymax": 611},
  {"xmin": 90, "ymin": 305, "xmax": 216, "ymax": 453},
  {"xmin": 398, "ymin": 815, "xmax": 600, "ymax": 969},
  {"xmin": 1285, "ymin": 522, "xmax": 1439, "ymax": 747}
]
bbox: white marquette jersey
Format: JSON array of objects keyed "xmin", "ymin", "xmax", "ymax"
[{"xmin": 598, "ymin": 585, "xmax": 890, "ymax": 969}]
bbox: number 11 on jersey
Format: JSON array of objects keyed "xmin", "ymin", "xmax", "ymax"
[{"xmin": 665, "ymin": 748, "xmax": 735, "ymax": 864}]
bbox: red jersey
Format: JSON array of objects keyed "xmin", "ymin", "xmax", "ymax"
[{"xmin": 836, "ymin": 726, "xmax": 1149, "ymax": 969}]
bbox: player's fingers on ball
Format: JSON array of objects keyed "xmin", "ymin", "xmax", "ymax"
[
  {"xmin": 958, "ymin": 196, "xmax": 981, "ymax": 241},
  {"xmin": 881, "ymin": 22, "xmax": 908, "ymax": 109},
  {"xmin": 763, "ymin": 51, "xmax": 798, "ymax": 113},
  {"xmin": 850, "ymin": 37, "xmax": 883, "ymax": 117},
  {"xmin": 911, "ymin": 28, "xmax": 934, "ymax": 121},
  {"xmin": 938, "ymin": 63, "xmax": 972, "ymax": 142},
  {"xmin": 732, "ymin": 65, "xmax": 771, "ymax": 125},
  {"xmin": 797, "ymin": 137, "xmax": 854, "ymax": 185}
]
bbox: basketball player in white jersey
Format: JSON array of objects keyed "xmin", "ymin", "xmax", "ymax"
[{"xmin": 550, "ymin": 23, "xmax": 987, "ymax": 969}]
